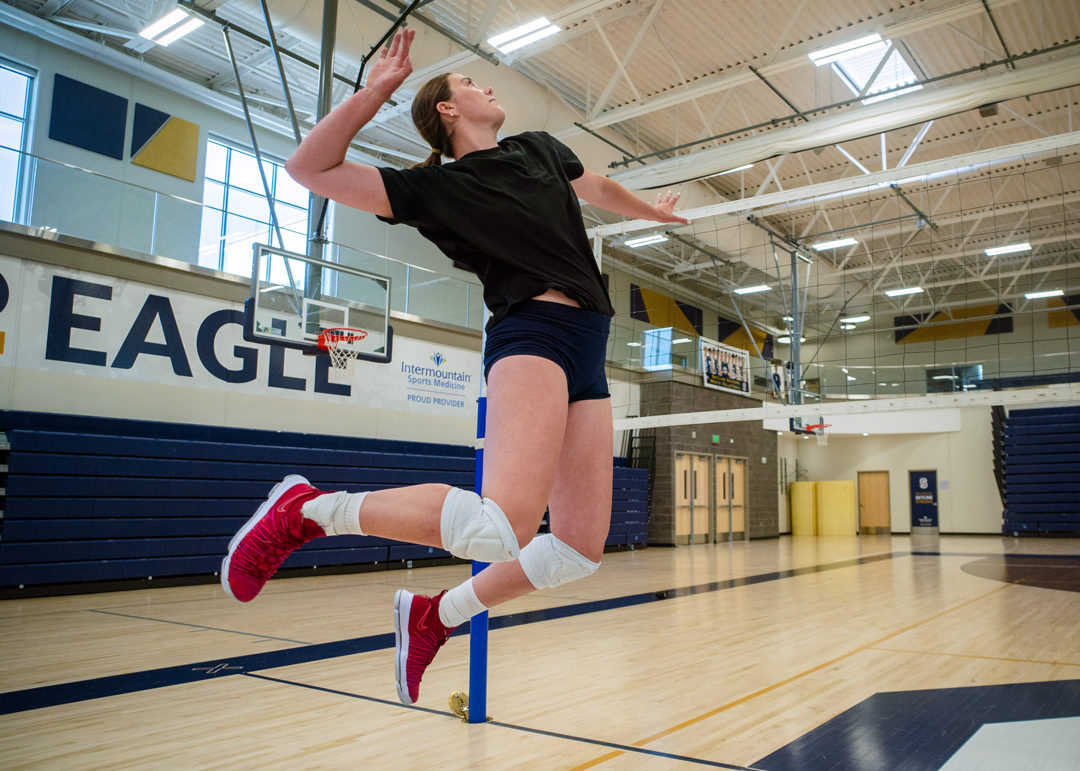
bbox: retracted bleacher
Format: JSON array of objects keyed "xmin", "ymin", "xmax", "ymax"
[
  {"xmin": 0, "ymin": 411, "xmax": 649, "ymax": 591},
  {"xmin": 1002, "ymin": 405, "xmax": 1080, "ymax": 535}
]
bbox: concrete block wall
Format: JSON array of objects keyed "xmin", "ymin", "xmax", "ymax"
[{"xmin": 641, "ymin": 377, "xmax": 780, "ymax": 544}]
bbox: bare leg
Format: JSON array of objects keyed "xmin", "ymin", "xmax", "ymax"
[
  {"xmin": 357, "ymin": 355, "xmax": 569, "ymax": 549},
  {"xmin": 473, "ymin": 398, "xmax": 614, "ymax": 606}
]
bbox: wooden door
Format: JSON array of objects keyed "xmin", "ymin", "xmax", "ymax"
[
  {"xmin": 675, "ymin": 453, "xmax": 692, "ymax": 544},
  {"xmin": 691, "ymin": 455, "xmax": 711, "ymax": 544},
  {"xmin": 858, "ymin": 471, "xmax": 890, "ymax": 534},
  {"xmin": 716, "ymin": 457, "xmax": 731, "ymax": 540},
  {"xmin": 715, "ymin": 457, "xmax": 747, "ymax": 541},
  {"xmin": 730, "ymin": 458, "xmax": 746, "ymax": 539}
]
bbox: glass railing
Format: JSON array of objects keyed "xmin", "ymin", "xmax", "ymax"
[{"xmin": 1, "ymin": 144, "xmax": 485, "ymax": 330}]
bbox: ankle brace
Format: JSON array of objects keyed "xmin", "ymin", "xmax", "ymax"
[{"xmin": 301, "ymin": 491, "xmax": 367, "ymax": 536}]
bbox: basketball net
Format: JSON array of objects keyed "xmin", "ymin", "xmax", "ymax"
[
  {"xmin": 807, "ymin": 423, "xmax": 831, "ymax": 446},
  {"xmin": 318, "ymin": 328, "xmax": 368, "ymax": 384}
]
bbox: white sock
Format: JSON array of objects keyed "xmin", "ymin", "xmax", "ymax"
[
  {"xmin": 301, "ymin": 491, "xmax": 367, "ymax": 536},
  {"xmin": 439, "ymin": 577, "xmax": 488, "ymax": 629}
]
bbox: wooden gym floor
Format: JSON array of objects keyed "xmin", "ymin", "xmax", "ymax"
[{"xmin": 2, "ymin": 534, "xmax": 1079, "ymax": 770}]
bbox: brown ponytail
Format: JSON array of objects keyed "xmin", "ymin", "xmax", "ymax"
[{"xmin": 412, "ymin": 74, "xmax": 455, "ymax": 168}]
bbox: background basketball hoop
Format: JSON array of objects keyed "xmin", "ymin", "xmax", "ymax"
[
  {"xmin": 318, "ymin": 327, "xmax": 368, "ymax": 383},
  {"xmin": 806, "ymin": 423, "xmax": 832, "ymax": 446}
]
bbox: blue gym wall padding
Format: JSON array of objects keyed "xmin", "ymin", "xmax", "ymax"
[
  {"xmin": 48, "ymin": 74, "xmax": 128, "ymax": 160},
  {"xmin": 131, "ymin": 103, "xmax": 171, "ymax": 157}
]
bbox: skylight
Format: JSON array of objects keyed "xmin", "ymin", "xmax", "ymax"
[{"xmin": 831, "ymin": 45, "xmax": 922, "ymax": 106}]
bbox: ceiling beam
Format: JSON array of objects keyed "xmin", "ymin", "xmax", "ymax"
[
  {"xmin": 608, "ymin": 54, "xmax": 1080, "ymax": 189},
  {"xmin": 588, "ymin": 128, "xmax": 1080, "ymax": 237}
]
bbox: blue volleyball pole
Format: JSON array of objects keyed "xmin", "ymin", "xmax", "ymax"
[{"xmin": 468, "ymin": 312, "xmax": 490, "ymax": 724}]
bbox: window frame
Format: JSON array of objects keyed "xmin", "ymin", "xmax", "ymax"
[
  {"xmin": 0, "ymin": 56, "xmax": 37, "ymax": 226},
  {"xmin": 200, "ymin": 135, "xmax": 314, "ymax": 277}
]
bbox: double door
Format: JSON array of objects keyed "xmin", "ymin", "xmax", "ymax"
[
  {"xmin": 674, "ymin": 453, "xmax": 747, "ymax": 545},
  {"xmin": 675, "ymin": 454, "xmax": 711, "ymax": 545}
]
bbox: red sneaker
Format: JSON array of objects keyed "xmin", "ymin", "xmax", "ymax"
[
  {"xmin": 222, "ymin": 475, "xmax": 327, "ymax": 602},
  {"xmin": 394, "ymin": 589, "xmax": 455, "ymax": 705}
]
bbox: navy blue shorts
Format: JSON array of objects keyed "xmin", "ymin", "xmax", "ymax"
[{"xmin": 484, "ymin": 300, "xmax": 611, "ymax": 402}]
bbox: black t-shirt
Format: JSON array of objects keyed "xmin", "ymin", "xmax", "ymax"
[{"xmin": 377, "ymin": 131, "xmax": 614, "ymax": 328}]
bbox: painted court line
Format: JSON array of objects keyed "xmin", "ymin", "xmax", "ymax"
[
  {"xmin": 0, "ymin": 552, "xmax": 900, "ymax": 716},
  {"xmin": 88, "ymin": 609, "xmax": 313, "ymax": 645},
  {"xmin": 562, "ymin": 582, "xmax": 1016, "ymax": 771},
  {"xmin": 245, "ymin": 673, "xmax": 762, "ymax": 770}
]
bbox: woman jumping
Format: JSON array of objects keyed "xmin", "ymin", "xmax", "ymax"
[{"xmin": 221, "ymin": 28, "xmax": 689, "ymax": 705}]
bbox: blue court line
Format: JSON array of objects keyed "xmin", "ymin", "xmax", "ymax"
[
  {"xmin": 88, "ymin": 609, "xmax": 313, "ymax": 645},
  {"xmin": 0, "ymin": 552, "xmax": 899, "ymax": 716},
  {"xmin": 245, "ymin": 673, "xmax": 762, "ymax": 770}
]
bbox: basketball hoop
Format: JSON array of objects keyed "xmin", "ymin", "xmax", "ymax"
[
  {"xmin": 318, "ymin": 327, "xmax": 368, "ymax": 383},
  {"xmin": 806, "ymin": 423, "xmax": 832, "ymax": 446}
]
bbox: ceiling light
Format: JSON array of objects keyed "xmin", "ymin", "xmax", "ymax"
[
  {"xmin": 776, "ymin": 336, "xmax": 806, "ymax": 344},
  {"xmin": 985, "ymin": 242, "xmax": 1031, "ymax": 256},
  {"xmin": 488, "ymin": 17, "xmax": 559, "ymax": 54},
  {"xmin": 932, "ymin": 375, "xmax": 958, "ymax": 380},
  {"xmin": 710, "ymin": 163, "xmax": 754, "ymax": 177},
  {"xmin": 863, "ymin": 433, "xmax": 869, "ymax": 436},
  {"xmin": 672, "ymin": 338, "xmax": 693, "ymax": 344},
  {"xmin": 625, "ymin": 234, "xmax": 668, "ymax": 248},
  {"xmin": 841, "ymin": 368, "xmax": 849, "ymax": 373},
  {"xmin": 626, "ymin": 342, "xmax": 642, "ymax": 347},
  {"xmin": 1025, "ymin": 289, "xmax": 1064, "ymax": 299},
  {"xmin": 840, "ymin": 315, "xmax": 870, "ymax": 323},
  {"xmin": 808, "ymin": 34, "xmax": 886, "ymax": 66},
  {"xmin": 885, "ymin": 287, "xmax": 923, "ymax": 297},
  {"xmin": 812, "ymin": 237, "xmax": 858, "ymax": 250},
  {"xmin": 734, "ymin": 285, "xmax": 770, "ymax": 295},
  {"xmin": 154, "ymin": 17, "xmax": 204, "ymax": 46},
  {"xmin": 841, "ymin": 324, "xmax": 856, "ymax": 330},
  {"xmin": 782, "ymin": 315, "xmax": 794, "ymax": 321},
  {"xmin": 140, "ymin": 8, "xmax": 187, "ymax": 39},
  {"xmin": 847, "ymin": 375, "xmax": 856, "ymax": 381}
]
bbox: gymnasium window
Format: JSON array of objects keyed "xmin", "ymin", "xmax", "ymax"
[
  {"xmin": 199, "ymin": 138, "xmax": 312, "ymax": 278},
  {"xmin": 0, "ymin": 59, "xmax": 34, "ymax": 224},
  {"xmin": 831, "ymin": 46, "xmax": 921, "ymax": 105}
]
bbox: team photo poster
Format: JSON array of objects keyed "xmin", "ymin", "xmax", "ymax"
[{"xmin": 700, "ymin": 337, "xmax": 751, "ymax": 395}]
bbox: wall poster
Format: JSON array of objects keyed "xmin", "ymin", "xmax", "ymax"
[{"xmin": 701, "ymin": 336, "xmax": 750, "ymax": 395}]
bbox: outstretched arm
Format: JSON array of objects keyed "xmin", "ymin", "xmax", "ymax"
[
  {"xmin": 284, "ymin": 29, "xmax": 416, "ymax": 219},
  {"xmin": 571, "ymin": 168, "xmax": 691, "ymax": 225}
]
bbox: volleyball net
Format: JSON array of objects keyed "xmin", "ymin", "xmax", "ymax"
[{"xmin": 594, "ymin": 130, "xmax": 1080, "ymax": 436}]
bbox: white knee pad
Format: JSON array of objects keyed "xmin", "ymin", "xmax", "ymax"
[
  {"xmin": 518, "ymin": 534, "xmax": 600, "ymax": 590},
  {"xmin": 440, "ymin": 488, "xmax": 520, "ymax": 563}
]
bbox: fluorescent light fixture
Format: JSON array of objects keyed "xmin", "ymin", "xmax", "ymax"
[
  {"xmin": 841, "ymin": 368, "xmax": 849, "ymax": 373},
  {"xmin": 140, "ymin": 8, "xmax": 187, "ymax": 39},
  {"xmin": 625, "ymin": 234, "xmax": 668, "ymax": 248},
  {"xmin": 488, "ymin": 17, "xmax": 559, "ymax": 53},
  {"xmin": 841, "ymin": 324, "xmax": 856, "ymax": 330},
  {"xmin": 776, "ymin": 336, "xmax": 806, "ymax": 344},
  {"xmin": 710, "ymin": 163, "xmax": 754, "ymax": 177},
  {"xmin": 885, "ymin": 286, "xmax": 923, "ymax": 297},
  {"xmin": 847, "ymin": 375, "xmax": 856, "ymax": 381},
  {"xmin": 626, "ymin": 342, "xmax": 642, "ymax": 347},
  {"xmin": 840, "ymin": 315, "xmax": 870, "ymax": 323},
  {"xmin": 985, "ymin": 242, "xmax": 1031, "ymax": 256},
  {"xmin": 1025, "ymin": 289, "xmax": 1064, "ymax": 299},
  {"xmin": 782, "ymin": 315, "xmax": 794, "ymax": 321},
  {"xmin": 734, "ymin": 285, "xmax": 770, "ymax": 295},
  {"xmin": 672, "ymin": 338, "xmax": 693, "ymax": 344},
  {"xmin": 812, "ymin": 237, "xmax": 858, "ymax": 251},
  {"xmin": 808, "ymin": 34, "xmax": 886, "ymax": 66},
  {"xmin": 154, "ymin": 16, "xmax": 204, "ymax": 45},
  {"xmin": 932, "ymin": 375, "xmax": 957, "ymax": 380}
]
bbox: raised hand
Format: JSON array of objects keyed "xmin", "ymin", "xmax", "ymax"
[
  {"xmin": 652, "ymin": 190, "xmax": 691, "ymax": 225},
  {"xmin": 365, "ymin": 28, "xmax": 415, "ymax": 101}
]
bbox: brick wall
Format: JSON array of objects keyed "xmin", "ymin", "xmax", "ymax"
[{"xmin": 640, "ymin": 377, "xmax": 780, "ymax": 544}]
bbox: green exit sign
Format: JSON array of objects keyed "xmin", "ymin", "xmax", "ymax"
[{"xmin": 712, "ymin": 435, "xmax": 720, "ymax": 443}]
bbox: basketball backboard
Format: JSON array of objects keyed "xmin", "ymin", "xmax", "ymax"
[{"xmin": 243, "ymin": 243, "xmax": 393, "ymax": 363}]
